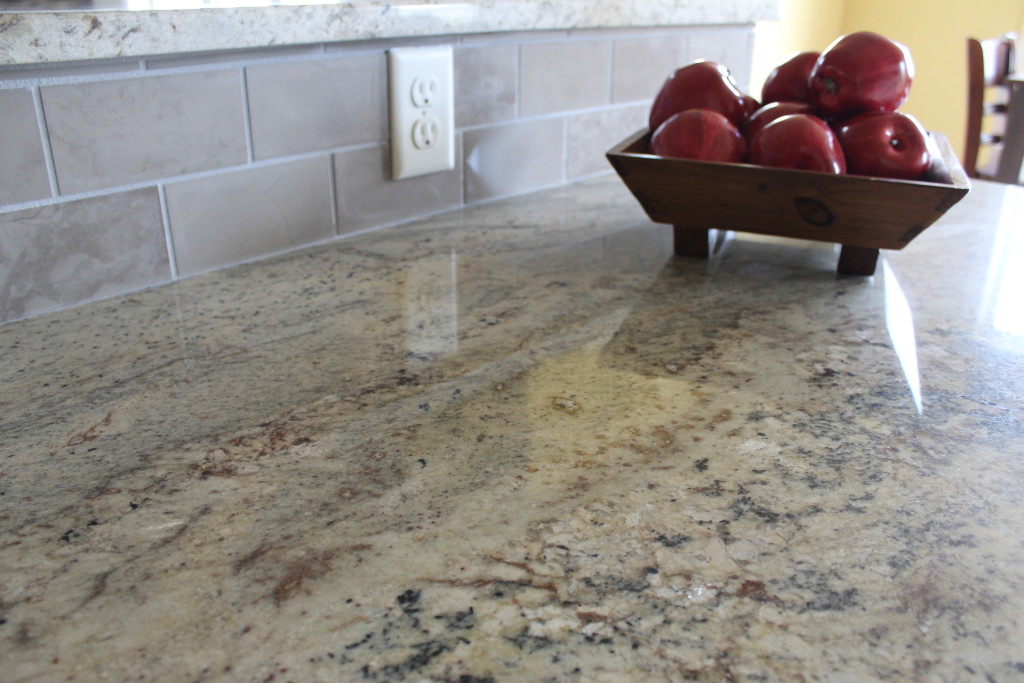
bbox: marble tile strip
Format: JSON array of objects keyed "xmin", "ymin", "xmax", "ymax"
[{"xmin": 0, "ymin": 187, "xmax": 170, "ymax": 322}]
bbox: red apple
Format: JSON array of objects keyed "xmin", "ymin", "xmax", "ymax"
[
  {"xmin": 748, "ymin": 114, "xmax": 846, "ymax": 174},
  {"xmin": 741, "ymin": 94, "xmax": 762, "ymax": 120},
  {"xmin": 808, "ymin": 31, "xmax": 913, "ymax": 119},
  {"xmin": 742, "ymin": 100, "xmax": 815, "ymax": 141},
  {"xmin": 649, "ymin": 61, "xmax": 749, "ymax": 131},
  {"xmin": 761, "ymin": 51, "xmax": 820, "ymax": 104},
  {"xmin": 837, "ymin": 111, "xmax": 931, "ymax": 180},
  {"xmin": 650, "ymin": 109, "xmax": 747, "ymax": 163}
]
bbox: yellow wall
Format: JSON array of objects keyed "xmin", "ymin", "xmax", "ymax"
[
  {"xmin": 750, "ymin": 0, "xmax": 845, "ymax": 98},
  {"xmin": 752, "ymin": 0, "xmax": 1024, "ymax": 162}
]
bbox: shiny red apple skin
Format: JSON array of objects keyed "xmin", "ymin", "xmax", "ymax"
[
  {"xmin": 740, "ymin": 94, "xmax": 762, "ymax": 120},
  {"xmin": 808, "ymin": 31, "xmax": 913, "ymax": 119},
  {"xmin": 748, "ymin": 114, "xmax": 846, "ymax": 174},
  {"xmin": 742, "ymin": 100, "xmax": 815, "ymax": 141},
  {"xmin": 650, "ymin": 109, "xmax": 747, "ymax": 163},
  {"xmin": 649, "ymin": 61, "xmax": 749, "ymax": 131},
  {"xmin": 837, "ymin": 111, "xmax": 931, "ymax": 180},
  {"xmin": 761, "ymin": 51, "xmax": 820, "ymax": 104}
]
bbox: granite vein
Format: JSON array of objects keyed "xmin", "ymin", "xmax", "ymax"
[{"xmin": 1, "ymin": 176, "xmax": 1022, "ymax": 681}]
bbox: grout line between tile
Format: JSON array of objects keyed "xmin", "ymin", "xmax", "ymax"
[
  {"xmin": 31, "ymin": 85, "xmax": 61, "ymax": 198},
  {"xmin": 457, "ymin": 129, "xmax": 466, "ymax": 208},
  {"xmin": 239, "ymin": 67, "xmax": 255, "ymax": 163},
  {"xmin": 514, "ymin": 43, "xmax": 521, "ymax": 120},
  {"xmin": 327, "ymin": 153, "xmax": 340, "ymax": 235},
  {"xmin": 561, "ymin": 116, "xmax": 569, "ymax": 186},
  {"xmin": 0, "ymin": 48, "xmax": 347, "ymax": 89},
  {"xmin": 158, "ymin": 184, "xmax": 180, "ymax": 280},
  {"xmin": 0, "ymin": 143, "xmax": 380, "ymax": 216},
  {"xmin": 607, "ymin": 39, "xmax": 616, "ymax": 106},
  {"xmin": 457, "ymin": 101, "xmax": 647, "ymax": 133}
]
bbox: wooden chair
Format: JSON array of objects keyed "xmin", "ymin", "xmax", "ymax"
[{"xmin": 964, "ymin": 33, "xmax": 1017, "ymax": 180}]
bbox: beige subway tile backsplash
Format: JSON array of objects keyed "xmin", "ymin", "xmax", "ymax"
[
  {"xmin": 0, "ymin": 89, "xmax": 51, "ymax": 205},
  {"xmin": 454, "ymin": 43, "xmax": 517, "ymax": 128},
  {"xmin": 0, "ymin": 23, "xmax": 757, "ymax": 324},
  {"xmin": 612, "ymin": 34, "xmax": 690, "ymax": 104},
  {"xmin": 41, "ymin": 70, "xmax": 248, "ymax": 195},
  {"xmin": 165, "ymin": 157, "xmax": 335, "ymax": 277},
  {"xmin": 567, "ymin": 105, "xmax": 647, "ymax": 181},
  {"xmin": 519, "ymin": 40, "xmax": 612, "ymax": 117},
  {"xmin": 246, "ymin": 53, "xmax": 387, "ymax": 161},
  {"xmin": 0, "ymin": 59, "xmax": 141, "ymax": 83},
  {"xmin": 0, "ymin": 188, "xmax": 170, "ymax": 322},
  {"xmin": 333, "ymin": 143, "xmax": 462, "ymax": 235},
  {"xmin": 463, "ymin": 118, "xmax": 564, "ymax": 204},
  {"xmin": 688, "ymin": 29, "xmax": 756, "ymax": 93}
]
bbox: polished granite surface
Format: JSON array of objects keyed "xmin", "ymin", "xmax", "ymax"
[
  {"xmin": 1, "ymin": 174, "xmax": 1023, "ymax": 681},
  {"xmin": 0, "ymin": 0, "xmax": 778, "ymax": 65}
]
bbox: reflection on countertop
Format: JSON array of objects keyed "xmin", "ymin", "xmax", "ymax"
[{"xmin": 1, "ymin": 175, "xmax": 1023, "ymax": 681}]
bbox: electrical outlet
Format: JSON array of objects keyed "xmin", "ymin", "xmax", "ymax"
[{"xmin": 388, "ymin": 46, "xmax": 455, "ymax": 180}]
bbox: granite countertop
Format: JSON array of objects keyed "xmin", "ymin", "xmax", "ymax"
[
  {"xmin": 0, "ymin": 0, "xmax": 779, "ymax": 66},
  {"xmin": 2, "ymin": 173, "xmax": 1023, "ymax": 681}
]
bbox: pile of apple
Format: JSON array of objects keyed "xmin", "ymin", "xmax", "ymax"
[{"xmin": 648, "ymin": 31, "xmax": 932, "ymax": 180}]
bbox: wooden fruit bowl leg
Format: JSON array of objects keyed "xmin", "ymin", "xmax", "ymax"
[
  {"xmin": 673, "ymin": 226, "xmax": 710, "ymax": 257},
  {"xmin": 674, "ymin": 226, "xmax": 880, "ymax": 276},
  {"xmin": 837, "ymin": 245, "xmax": 879, "ymax": 276}
]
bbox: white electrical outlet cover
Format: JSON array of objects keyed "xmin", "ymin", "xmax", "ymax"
[{"xmin": 388, "ymin": 46, "xmax": 455, "ymax": 180}]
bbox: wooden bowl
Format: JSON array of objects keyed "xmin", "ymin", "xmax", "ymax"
[{"xmin": 606, "ymin": 128, "xmax": 971, "ymax": 275}]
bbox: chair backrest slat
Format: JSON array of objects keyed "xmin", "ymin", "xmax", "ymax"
[{"xmin": 965, "ymin": 33, "xmax": 1018, "ymax": 180}]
